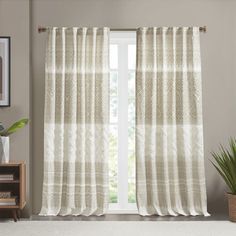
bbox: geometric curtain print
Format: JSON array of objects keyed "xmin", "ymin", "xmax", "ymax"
[
  {"xmin": 40, "ymin": 27, "xmax": 110, "ymax": 216},
  {"xmin": 136, "ymin": 27, "xmax": 209, "ymax": 216}
]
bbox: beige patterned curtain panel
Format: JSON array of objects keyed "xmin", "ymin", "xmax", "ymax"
[
  {"xmin": 40, "ymin": 27, "xmax": 110, "ymax": 216},
  {"xmin": 136, "ymin": 27, "xmax": 209, "ymax": 216}
]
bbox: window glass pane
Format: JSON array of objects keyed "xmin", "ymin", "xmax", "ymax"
[
  {"xmin": 128, "ymin": 98, "xmax": 135, "ymax": 124},
  {"xmin": 109, "ymin": 178, "xmax": 118, "ymax": 203},
  {"xmin": 128, "ymin": 71, "xmax": 135, "ymax": 97},
  {"xmin": 110, "ymin": 97, "xmax": 118, "ymax": 123},
  {"xmin": 128, "ymin": 43, "xmax": 135, "ymax": 204},
  {"xmin": 128, "ymin": 150, "xmax": 135, "ymax": 178},
  {"xmin": 128, "ymin": 126, "xmax": 135, "ymax": 151},
  {"xmin": 110, "ymin": 44, "xmax": 118, "ymax": 69},
  {"xmin": 128, "ymin": 66, "xmax": 136, "ymax": 204},
  {"xmin": 109, "ymin": 124, "xmax": 118, "ymax": 203},
  {"xmin": 110, "ymin": 71, "xmax": 118, "ymax": 96},
  {"xmin": 128, "ymin": 44, "xmax": 136, "ymax": 70},
  {"xmin": 128, "ymin": 179, "xmax": 136, "ymax": 203},
  {"xmin": 109, "ymin": 124, "xmax": 118, "ymax": 151},
  {"xmin": 109, "ymin": 149, "xmax": 118, "ymax": 179}
]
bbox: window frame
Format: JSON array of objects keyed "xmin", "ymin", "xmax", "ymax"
[{"xmin": 108, "ymin": 31, "xmax": 137, "ymax": 213}]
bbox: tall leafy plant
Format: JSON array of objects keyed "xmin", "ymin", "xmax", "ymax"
[
  {"xmin": 0, "ymin": 119, "xmax": 29, "ymax": 137},
  {"xmin": 211, "ymin": 138, "xmax": 236, "ymax": 194}
]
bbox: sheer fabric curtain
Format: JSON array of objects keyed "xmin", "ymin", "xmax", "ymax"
[
  {"xmin": 136, "ymin": 27, "xmax": 209, "ymax": 216},
  {"xmin": 40, "ymin": 27, "xmax": 110, "ymax": 216}
]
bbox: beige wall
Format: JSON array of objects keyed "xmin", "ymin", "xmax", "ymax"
[
  {"xmin": 16, "ymin": 0, "xmax": 235, "ymax": 214},
  {"xmin": 0, "ymin": 0, "xmax": 31, "ymax": 216}
]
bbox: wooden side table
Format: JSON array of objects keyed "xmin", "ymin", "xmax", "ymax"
[{"xmin": 0, "ymin": 161, "xmax": 26, "ymax": 222}]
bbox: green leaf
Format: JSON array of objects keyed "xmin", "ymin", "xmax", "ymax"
[
  {"xmin": 211, "ymin": 138, "xmax": 236, "ymax": 194},
  {"xmin": 211, "ymin": 161, "xmax": 235, "ymax": 193},
  {"xmin": 2, "ymin": 118, "xmax": 29, "ymax": 136}
]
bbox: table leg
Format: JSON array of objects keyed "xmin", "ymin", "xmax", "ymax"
[
  {"xmin": 12, "ymin": 210, "xmax": 17, "ymax": 222},
  {"xmin": 16, "ymin": 209, "xmax": 20, "ymax": 219}
]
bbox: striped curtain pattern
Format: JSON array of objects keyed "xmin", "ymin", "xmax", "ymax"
[
  {"xmin": 136, "ymin": 27, "xmax": 209, "ymax": 216},
  {"xmin": 40, "ymin": 27, "xmax": 110, "ymax": 216}
]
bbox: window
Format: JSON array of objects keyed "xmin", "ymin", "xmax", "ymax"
[{"xmin": 109, "ymin": 32, "xmax": 137, "ymax": 212}]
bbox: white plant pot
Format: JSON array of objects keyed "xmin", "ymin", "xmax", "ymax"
[{"xmin": 0, "ymin": 136, "xmax": 10, "ymax": 163}]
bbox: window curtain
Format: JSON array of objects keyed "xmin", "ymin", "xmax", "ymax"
[
  {"xmin": 40, "ymin": 27, "xmax": 110, "ymax": 216},
  {"xmin": 136, "ymin": 27, "xmax": 209, "ymax": 216}
]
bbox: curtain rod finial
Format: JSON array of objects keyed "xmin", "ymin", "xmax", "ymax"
[
  {"xmin": 200, "ymin": 26, "xmax": 207, "ymax": 33},
  {"xmin": 38, "ymin": 26, "xmax": 47, "ymax": 33}
]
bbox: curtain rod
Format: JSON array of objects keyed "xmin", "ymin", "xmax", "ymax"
[{"xmin": 38, "ymin": 26, "xmax": 207, "ymax": 33}]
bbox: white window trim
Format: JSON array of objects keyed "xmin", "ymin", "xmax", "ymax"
[{"xmin": 108, "ymin": 31, "xmax": 137, "ymax": 213}]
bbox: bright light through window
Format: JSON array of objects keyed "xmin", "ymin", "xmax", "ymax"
[{"xmin": 109, "ymin": 32, "xmax": 136, "ymax": 211}]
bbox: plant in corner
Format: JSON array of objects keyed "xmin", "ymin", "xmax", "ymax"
[
  {"xmin": 211, "ymin": 138, "xmax": 236, "ymax": 222},
  {"xmin": 0, "ymin": 119, "xmax": 29, "ymax": 163}
]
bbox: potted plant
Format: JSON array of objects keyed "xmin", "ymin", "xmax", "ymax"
[
  {"xmin": 211, "ymin": 138, "xmax": 236, "ymax": 222},
  {"xmin": 0, "ymin": 119, "xmax": 29, "ymax": 163}
]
